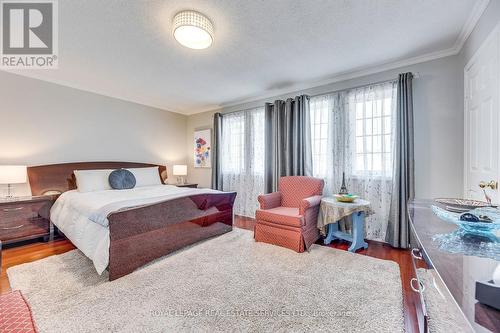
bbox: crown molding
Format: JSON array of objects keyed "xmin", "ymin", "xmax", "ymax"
[
  {"xmin": 194, "ymin": 0, "xmax": 490, "ymax": 114},
  {"xmin": 214, "ymin": 47, "xmax": 457, "ymax": 112},
  {"xmin": 452, "ymin": 0, "xmax": 490, "ymax": 52}
]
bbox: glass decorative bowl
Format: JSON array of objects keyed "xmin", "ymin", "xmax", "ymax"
[
  {"xmin": 432, "ymin": 206, "xmax": 500, "ymax": 260},
  {"xmin": 432, "ymin": 205, "xmax": 500, "ymax": 236},
  {"xmin": 334, "ymin": 194, "xmax": 359, "ymax": 203},
  {"xmin": 434, "ymin": 198, "xmax": 492, "ymax": 213}
]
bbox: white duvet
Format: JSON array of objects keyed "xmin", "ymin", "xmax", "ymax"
[{"xmin": 50, "ymin": 185, "xmax": 219, "ymax": 275}]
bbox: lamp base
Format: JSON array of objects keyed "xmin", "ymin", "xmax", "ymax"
[
  {"xmin": 2, "ymin": 196, "xmax": 17, "ymax": 202},
  {"xmin": 5, "ymin": 184, "xmax": 14, "ymax": 199},
  {"xmin": 176, "ymin": 176, "xmax": 186, "ymax": 185}
]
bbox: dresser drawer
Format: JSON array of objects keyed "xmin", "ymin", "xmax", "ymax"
[
  {"xmin": 410, "ymin": 221, "xmax": 429, "ymax": 333},
  {"xmin": 0, "ymin": 201, "xmax": 51, "ymax": 221},
  {"xmin": 1, "ymin": 218, "xmax": 29, "ymax": 230},
  {"xmin": 0, "ymin": 217, "xmax": 49, "ymax": 243}
]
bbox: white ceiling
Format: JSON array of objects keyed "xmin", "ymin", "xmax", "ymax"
[{"xmin": 3, "ymin": 0, "xmax": 488, "ymax": 115}]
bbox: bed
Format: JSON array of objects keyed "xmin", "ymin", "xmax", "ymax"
[{"xmin": 27, "ymin": 162, "xmax": 236, "ymax": 280}]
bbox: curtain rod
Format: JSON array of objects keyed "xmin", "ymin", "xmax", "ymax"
[
  {"xmin": 310, "ymin": 78, "xmax": 397, "ymax": 99},
  {"xmin": 220, "ymin": 105, "xmax": 265, "ymax": 115},
  {"xmin": 312, "ymin": 71, "xmax": 419, "ymax": 98},
  {"xmin": 220, "ymin": 72, "xmax": 418, "ymax": 115}
]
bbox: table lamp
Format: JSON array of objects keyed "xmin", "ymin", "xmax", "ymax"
[
  {"xmin": 0, "ymin": 165, "xmax": 27, "ymax": 198},
  {"xmin": 173, "ymin": 165, "xmax": 187, "ymax": 184}
]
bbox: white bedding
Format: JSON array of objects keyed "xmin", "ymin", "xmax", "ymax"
[{"xmin": 50, "ymin": 185, "xmax": 219, "ymax": 274}]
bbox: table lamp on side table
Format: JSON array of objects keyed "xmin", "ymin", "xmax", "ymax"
[
  {"xmin": 173, "ymin": 165, "xmax": 187, "ymax": 185},
  {"xmin": 0, "ymin": 165, "xmax": 27, "ymax": 199}
]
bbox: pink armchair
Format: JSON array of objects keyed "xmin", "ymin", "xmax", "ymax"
[{"xmin": 254, "ymin": 176, "xmax": 324, "ymax": 252}]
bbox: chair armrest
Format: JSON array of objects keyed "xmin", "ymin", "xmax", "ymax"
[
  {"xmin": 299, "ymin": 195, "xmax": 322, "ymax": 215},
  {"xmin": 258, "ymin": 192, "xmax": 282, "ymax": 209}
]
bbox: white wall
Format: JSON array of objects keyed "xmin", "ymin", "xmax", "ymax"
[
  {"xmin": 186, "ymin": 55, "xmax": 464, "ymax": 199},
  {"xmin": 186, "ymin": 3, "xmax": 500, "ymax": 198},
  {"xmin": 186, "ymin": 1, "xmax": 500, "ymax": 197},
  {"xmin": 0, "ymin": 71, "xmax": 187, "ymax": 196},
  {"xmin": 5, "ymin": 2, "xmax": 497, "ymax": 197}
]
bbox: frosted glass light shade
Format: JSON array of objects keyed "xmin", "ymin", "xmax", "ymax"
[
  {"xmin": 0, "ymin": 165, "xmax": 27, "ymax": 184},
  {"xmin": 173, "ymin": 165, "xmax": 188, "ymax": 176},
  {"xmin": 173, "ymin": 11, "xmax": 214, "ymax": 49}
]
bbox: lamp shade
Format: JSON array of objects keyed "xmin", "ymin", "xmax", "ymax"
[
  {"xmin": 0, "ymin": 165, "xmax": 27, "ymax": 184},
  {"xmin": 172, "ymin": 165, "xmax": 188, "ymax": 176}
]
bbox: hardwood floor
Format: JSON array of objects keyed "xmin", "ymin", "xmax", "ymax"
[{"xmin": 1, "ymin": 216, "xmax": 419, "ymax": 332}]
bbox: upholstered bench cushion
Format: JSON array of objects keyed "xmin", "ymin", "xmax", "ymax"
[
  {"xmin": 0, "ymin": 290, "xmax": 37, "ymax": 333},
  {"xmin": 256, "ymin": 207, "xmax": 304, "ymax": 227}
]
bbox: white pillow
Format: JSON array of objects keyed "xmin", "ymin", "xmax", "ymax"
[
  {"xmin": 127, "ymin": 167, "xmax": 161, "ymax": 187},
  {"xmin": 74, "ymin": 169, "xmax": 113, "ymax": 193}
]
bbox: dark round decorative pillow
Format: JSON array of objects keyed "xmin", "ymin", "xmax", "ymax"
[{"xmin": 109, "ymin": 169, "xmax": 136, "ymax": 190}]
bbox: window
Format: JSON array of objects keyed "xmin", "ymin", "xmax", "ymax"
[
  {"xmin": 220, "ymin": 107, "xmax": 265, "ymax": 217},
  {"xmin": 310, "ymin": 95, "xmax": 332, "ymax": 178},
  {"xmin": 221, "ymin": 112, "xmax": 246, "ymax": 174},
  {"xmin": 221, "ymin": 108, "xmax": 264, "ymax": 175},
  {"xmin": 351, "ymin": 89, "xmax": 394, "ymax": 175},
  {"xmin": 310, "ymin": 82, "xmax": 396, "ymax": 179},
  {"xmin": 309, "ymin": 81, "xmax": 397, "ymax": 242}
]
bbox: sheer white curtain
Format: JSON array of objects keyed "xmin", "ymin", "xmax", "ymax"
[
  {"xmin": 221, "ymin": 107, "xmax": 265, "ymax": 217},
  {"xmin": 310, "ymin": 81, "xmax": 397, "ymax": 241}
]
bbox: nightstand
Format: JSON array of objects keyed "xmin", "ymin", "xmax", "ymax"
[
  {"xmin": 175, "ymin": 183, "xmax": 198, "ymax": 188},
  {"xmin": 0, "ymin": 195, "xmax": 56, "ymax": 246}
]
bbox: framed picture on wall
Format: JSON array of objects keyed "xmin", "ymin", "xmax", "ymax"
[{"xmin": 194, "ymin": 129, "xmax": 211, "ymax": 168}]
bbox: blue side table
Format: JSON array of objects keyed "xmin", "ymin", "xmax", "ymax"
[{"xmin": 317, "ymin": 197, "xmax": 372, "ymax": 252}]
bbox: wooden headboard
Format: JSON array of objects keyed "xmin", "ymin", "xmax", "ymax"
[{"xmin": 27, "ymin": 162, "xmax": 167, "ymax": 196}]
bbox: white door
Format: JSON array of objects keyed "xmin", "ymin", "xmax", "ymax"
[{"xmin": 464, "ymin": 24, "xmax": 500, "ymax": 204}]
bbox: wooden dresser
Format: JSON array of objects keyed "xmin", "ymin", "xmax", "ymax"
[{"xmin": 409, "ymin": 200, "xmax": 500, "ymax": 333}]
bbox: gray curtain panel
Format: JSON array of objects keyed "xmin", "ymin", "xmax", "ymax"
[
  {"xmin": 264, "ymin": 95, "xmax": 313, "ymax": 193},
  {"xmin": 386, "ymin": 73, "xmax": 415, "ymax": 248},
  {"xmin": 211, "ymin": 112, "xmax": 223, "ymax": 190}
]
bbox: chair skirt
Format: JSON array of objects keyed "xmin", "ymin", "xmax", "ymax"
[{"xmin": 254, "ymin": 220, "xmax": 320, "ymax": 253}]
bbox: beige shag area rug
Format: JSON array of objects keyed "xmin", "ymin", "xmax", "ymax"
[{"xmin": 8, "ymin": 229, "xmax": 404, "ymax": 333}]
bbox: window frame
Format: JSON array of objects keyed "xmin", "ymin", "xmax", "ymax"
[{"xmin": 351, "ymin": 95, "xmax": 394, "ymax": 177}]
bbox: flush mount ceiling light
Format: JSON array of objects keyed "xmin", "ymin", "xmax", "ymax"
[{"xmin": 173, "ymin": 10, "xmax": 214, "ymax": 49}]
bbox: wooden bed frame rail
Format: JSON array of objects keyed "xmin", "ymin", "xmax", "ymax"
[{"xmin": 108, "ymin": 193, "xmax": 235, "ymax": 280}]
